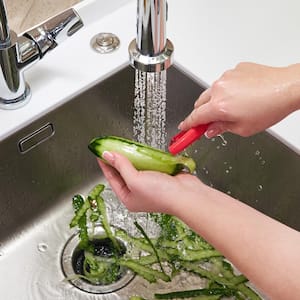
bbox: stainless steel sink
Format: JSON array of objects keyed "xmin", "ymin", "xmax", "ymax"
[{"xmin": 0, "ymin": 65, "xmax": 299, "ymax": 300}]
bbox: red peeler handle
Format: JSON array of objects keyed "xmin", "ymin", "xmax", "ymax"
[{"xmin": 168, "ymin": 123, "xmax": 210, "ymax": 155}]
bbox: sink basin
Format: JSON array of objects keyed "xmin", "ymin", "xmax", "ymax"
[{"xmin": 0, "ymin": 64, "xmax": 299, "ymax": 299}]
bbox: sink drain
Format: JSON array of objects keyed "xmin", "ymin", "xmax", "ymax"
[{"xmin": 61, "ymin": 226, "xmax": 135, "ymax": 294}]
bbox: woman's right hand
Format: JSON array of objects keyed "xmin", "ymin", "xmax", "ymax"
[{"xmin": 179, "ymin": 62, "xmax": 300, "ymax": 138}]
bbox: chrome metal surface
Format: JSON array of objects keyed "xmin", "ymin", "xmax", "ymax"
[
  {"xmin": 0, "ymin": 4, "xmax": 83, "ymax": 109},
  {"xmin": 129, "ymin": 38, "xmax": 173, "ymax": 72},
  {"xmin": 18, "ymin": 123, "xmax": 55, "ymax": 154},
  {"xmin": 129, "ymin": 0, "xmax": 174, "ymax": 72},
  {"xmin": 0, "ymin": 65, "xmax": 299, "ymax": 299},
  {"xmin": 136, "ymin": 0, "xmax": 167, "ymax": 55},
  {"xmin": 91, "ymin": 33, "xmax": 120, "ymax": 54},
  {"xmin": 0, "ymin": 0, "xmax": 9, "ymax": 44},
  {"xmin": 25, "ymin": 9, "xmax": 83, "ymax": 57}
]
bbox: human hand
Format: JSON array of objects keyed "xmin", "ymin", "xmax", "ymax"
[
  {"xmin": 179, "ymin": 62, "xmax": 300, "ymax": 137},
  {"xmin": 98, "ymin": 151, "xmax": 205, "ymax": 215}
]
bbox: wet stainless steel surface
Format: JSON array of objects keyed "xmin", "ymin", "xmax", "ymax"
[{"xmin": 0, "ymin": 65, "xmax": 299, "ymax": 299}]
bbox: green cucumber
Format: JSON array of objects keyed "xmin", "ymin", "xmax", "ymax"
[{"xmin": 88, "ymin": 136, "xmax": 196, "ymax": 175}]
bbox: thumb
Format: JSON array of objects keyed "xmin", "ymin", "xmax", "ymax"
[
  {"xmin": 102, "ymin": 151, "xmax": 138, "ymax": 184},
  {"xmin": 100, "ymin": 151, "xmax": 139, "ymax": 205}
]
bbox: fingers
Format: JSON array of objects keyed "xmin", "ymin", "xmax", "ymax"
[
  {"xmin": 97, "ymin": 158, "xmax": 131, "ymax": 202},
  {"xmin": 179, "ymin": 102, "xmax": 217, "ymax": 131},
  {"xmin": 102, "ymin": 151, "xmax": 138, "ymax": 184},
  {"xmin": 194, "ymin": 87, "xmax": 211, "ymax": 108},
  {"xmin": 179, "ymin": 88, "xmax": 215, "ymax": 131},
  {"xmin": 98, "ymin": 152, "xmax": 139, "ymax": 205}
]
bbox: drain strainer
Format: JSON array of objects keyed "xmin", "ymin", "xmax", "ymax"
[
  {"xmin": 91, "ymin": 32, "xmax": 120, "ymax": 54},
  {"xmin": 61, "ymin": 226, "xmax": 135, "ymax": 294}
]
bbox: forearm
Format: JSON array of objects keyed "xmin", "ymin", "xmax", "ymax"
[{"xmin": 173, "ymin": 185, "xmax": 300, "ymax": 300}]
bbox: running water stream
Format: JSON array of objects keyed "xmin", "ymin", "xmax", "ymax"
[
  {"xmin": 133, "ymin": 69, "xmax": 167, "ymax": 150},
  {"xmin": 132, "ymin": 69, "xmax": 168, "ymax": 235}
]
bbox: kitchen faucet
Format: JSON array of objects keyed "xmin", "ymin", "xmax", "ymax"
[
  {"xmin": 0, "ymin": 1, "xmax": 83, "ymax": 109},
  {"xmin": 129, "ymin": 0, "xmax": 174, "ymax": 73}
]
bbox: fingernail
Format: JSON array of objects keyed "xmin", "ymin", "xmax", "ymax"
[
  {"xmin": 102, "ymin": 151, "xmax": 115, "ymax": 163},
  {"xmin": 205, "ymin": 128, "xmax": 218, "ymax": 139},
  {"xmin": 178, "ymin": 121, "xmax": 184, "ymax": 130}
]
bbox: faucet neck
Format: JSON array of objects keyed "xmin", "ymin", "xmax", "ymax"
[
  {"xmin": 0, "ymin": 0, "xmax": 10, "ymax": 46},
  {"xmin": 129, "ymin": 0, "xmax": 173, "ymax": 73},
  {"xmin": 136, "ymin": 0, "xmax": 167, "ymax": 56}
]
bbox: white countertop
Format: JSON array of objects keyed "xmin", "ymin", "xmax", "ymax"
[{"xmin": 1, "ymin": 0, "xmax": 299, "ymax": 154}]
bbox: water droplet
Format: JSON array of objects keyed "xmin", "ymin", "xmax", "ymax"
[
  {"xmin": 255, "ymin": 150, "xmax": 260, "ymax": 156},
  {"xmin": 257, "ymin": 185, "xmax": 263, "ymax": 191},
  {"xmin": 260, "ymin": 160, "xmax": 266, "ymax": 165},
  {"xmin": 225, "ymin": 169, "xmax": 230, "ymax": 174},
  {"xmin": 216, "ymin": 145, "xmax": 221, "ymax": 150},
  {"xmin": 202, "ymin": 167, "xmax": 209, "ymax": 175},
  {"xmin": 226, "ymin": 191, "xmax": 232, "ymax": 195},
  {"xmin": 223, "ymin": 161, "xmax": 228, "ymax": 165},
  {"xmin": 217, "ymin": 134, "xmax": 227, "ymax": 146},
  {"xmin": 37, "ymin": 243, "xmax": 48, "ymax": 252}
]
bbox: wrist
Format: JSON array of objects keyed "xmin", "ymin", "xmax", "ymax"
[
  {"xmin": 283, "ymin": 64, "xmax": 300, "ymax": 111},
  {"xmin": 171, "ymin": 181, "xmax": 214, "ymax": 221}
]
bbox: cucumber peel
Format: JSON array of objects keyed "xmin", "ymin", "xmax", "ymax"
[{"xmin": 88, "ymin": 136, "xmax": 196, "ymax": 175}]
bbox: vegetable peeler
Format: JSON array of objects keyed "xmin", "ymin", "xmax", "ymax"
[{"xmin": 169, "ymin": 124, "xmax": 210, "ymax": 155}]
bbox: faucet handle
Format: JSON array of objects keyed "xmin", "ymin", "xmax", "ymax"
[{"xmin": 24, "ymin": 8, "xmax": 83, "ymax": 57}]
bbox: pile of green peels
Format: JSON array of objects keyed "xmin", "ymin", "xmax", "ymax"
[{"xmin": 69, "ymin": 183, "xmax": 262, "ymax": 300}]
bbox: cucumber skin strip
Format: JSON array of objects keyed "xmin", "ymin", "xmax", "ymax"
[
  {"xmin": 70, "ymin": 198, "xmax": 90, "ymax": 228},
  {"xmin": 154, "ymin": 288, "xmax": 236, "ymax": 299},
  {"xmin": 134, "ymin": 221, "xmax": 169, "ymax": 279}
]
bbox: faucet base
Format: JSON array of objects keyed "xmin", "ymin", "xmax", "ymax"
[
  {"xmin": 0, "ymin": 84, "xmax": 31, "ymax": 110},
  {"xmin": 129, "ymin": 39, "xmax": 174, "ymax": 73}
]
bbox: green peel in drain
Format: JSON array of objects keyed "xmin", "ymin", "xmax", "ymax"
[{"xmin": 69, "ymin": 183, "xmax": 263, "ymax": 300}]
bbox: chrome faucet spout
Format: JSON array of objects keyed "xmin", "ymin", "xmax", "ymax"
[
  {"xmin": 0, "ymin": 0, "xmax": 9, "ymax": 45},
  {"xmin": 136, "ymin": 0, "xmax": 167, "ymax": 56},
  {"xmin": 0, "ymin": 1, "xmax": 83, "ymax": 110},
  {"xmin": 129, "ymin": 0, "xmax": 174, "ymax": 73}
]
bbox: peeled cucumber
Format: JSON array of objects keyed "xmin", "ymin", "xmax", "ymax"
[{"xmin": 88, "ymin": 136, "xmax": 196, "ymax": 175}]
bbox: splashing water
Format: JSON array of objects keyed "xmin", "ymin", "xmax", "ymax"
[
  {"xmin": 133, "ymin": 69, "xmax": 167, "ymax": 150},
  {"xmin": 217, "ymin": 134, "xmax": 228, "ymax": 146}
]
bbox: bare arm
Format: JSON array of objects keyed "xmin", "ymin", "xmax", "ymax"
[
  {"xmin": 99, "ymin": 152, "xmax": 300, "ymax": 300},
  {"xmin": 176, "ymin": 183, "xmax": 300, "ymax": 300}
]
